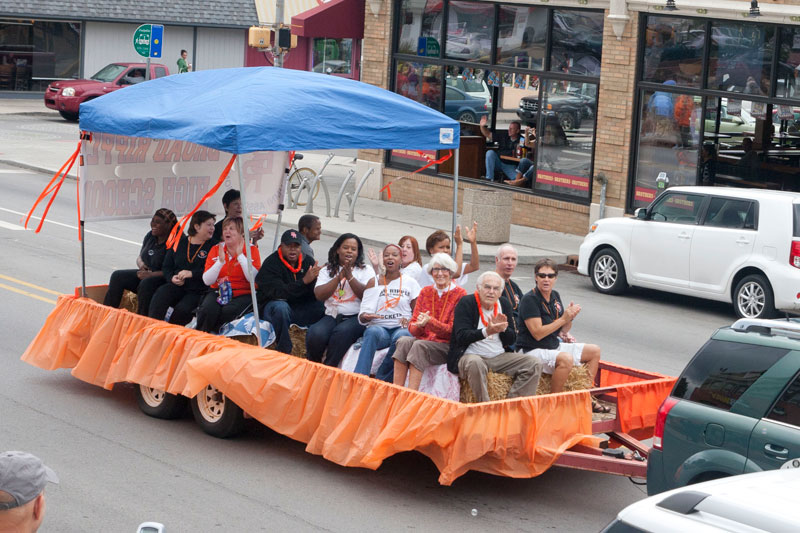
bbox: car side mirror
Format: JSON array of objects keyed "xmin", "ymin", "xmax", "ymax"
[
  {"xmin": 635, "ymin": 208, "xmax": 648, "ymax": 220},
  {"xmin": 118, "ymin": 78, "xmax": 131, "ymax": 85}
]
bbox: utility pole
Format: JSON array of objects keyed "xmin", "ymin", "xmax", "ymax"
[{"xmin": 274, "ymin": 0, "xmax": 285, "ymax": 68}]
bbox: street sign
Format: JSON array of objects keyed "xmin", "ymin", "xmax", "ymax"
[
  {"xmin": 133, "ymin": 24, "xmax": 165, "ymax": 58},
  {"xmin": 416, "ymin": 37, "xmax": 440, "ymax": 58}
]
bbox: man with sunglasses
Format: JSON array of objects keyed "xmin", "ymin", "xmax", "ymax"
[{"xmin": 516, "ymin": 259, "xmax": 605, "ymax": 410}]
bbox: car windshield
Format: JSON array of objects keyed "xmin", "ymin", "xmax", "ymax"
[{"xmin": 91, "ymin": 64, "xmax": 127, "ymax": 82}]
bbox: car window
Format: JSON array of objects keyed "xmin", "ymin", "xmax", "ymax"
[
  {"xmin": 154, "ymin": 67, "xmax": 167, "ymax": 78},
  {"xmin": 794, "ymin": 204, "xmax": 800, "ymax": 237},
  {"xmin": 649, "ymin": 193, "xmax": 705, "ymax": 224},
  {"xmin": 767, "ymin": 371, "xmax": 800, "ymax": 427},
  {"xmin": 703, "ymin": 198, "xmax": 756, "ymax": 230},
  {"xmin": 445, "ymin": 87, "xmax": 464, "ymax": 101},
  {"xmin": 672, "ymin": 340, "xmax": 790, "ymax": 411},
  {"xmin": 91, "ymin": 64, "xmax": 127, "ymax": 82}
]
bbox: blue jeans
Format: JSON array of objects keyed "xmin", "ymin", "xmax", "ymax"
[
  {"xmin": 262, "ymin": 299, "xmax": 325, "ymax": 354},
  {"xmin": 485, "ymin": 150, "xmax": 517, "ymax": 180},
  {"xmin": 305, "ymin": 314, "xmax": 365, "ymax": 367},
  {"xmin": 354, "ymin": 326, "xmax": 410, "ymax": 376}
]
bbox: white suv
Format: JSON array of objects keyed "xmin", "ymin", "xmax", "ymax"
[{"xmin": 578, "ymin": 186, "xmax": 800, "ymax": 318}]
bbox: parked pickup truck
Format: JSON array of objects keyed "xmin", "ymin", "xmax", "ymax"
[{"xmin": 44, "ymin": 62, "xmax": 170, "ymax": 121}]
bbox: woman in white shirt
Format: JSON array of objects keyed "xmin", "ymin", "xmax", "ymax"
[
  {"xmin": 306, "ymin": 233, "xmax": 373, "ymax": 367},
  {"xmin": 355, "ymin": 244, "xmax": 421, "ymax": 376}
]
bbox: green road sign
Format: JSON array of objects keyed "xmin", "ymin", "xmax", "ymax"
[{"xmin": 133, "ymin": 24, "xmax": 152, "ymax": 58}]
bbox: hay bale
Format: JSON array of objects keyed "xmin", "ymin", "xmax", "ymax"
[
  {"xmin": 289, "ymin": 325, "xmax": 307, "ymax": 358},
  {"xmin": 231, "ymin": 334, "xmax": 259, "ymax": 346},
  {"xmin": 459, "ymin": 365, "xmax": 593, "ymax": 403},
  {"xmin": 120, "ymin": 290, "xmax": 138, "ymax": 313}
]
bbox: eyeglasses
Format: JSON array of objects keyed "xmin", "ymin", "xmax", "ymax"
[
  {"xmin": 430, "ymin": 267, "xmax": 450, "ymax": 273},
  {"xmin": 482, "ymin": 285, "xmax": 502, "ymax": 292},
  {"xmin": 536, "ymin": 273, "xmax": 557, "ymax": 279}
]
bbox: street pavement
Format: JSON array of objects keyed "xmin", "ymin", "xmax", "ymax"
[{"xmin": 0, "ymin": 96, "xmax": 584, "ymax": 265}]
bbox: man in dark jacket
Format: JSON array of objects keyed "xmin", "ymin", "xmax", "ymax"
[
  {"xmin": 447, "ymin": 271, "xmax": 542, "ymax": 402},
  {"xmin": 256, "ymin": 229, "xmax": 324, "ymax": 353}
]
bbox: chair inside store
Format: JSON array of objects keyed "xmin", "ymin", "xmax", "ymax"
[{"xmin": 0, "ymin": 64, "xmax": 14, "ymax": 90}]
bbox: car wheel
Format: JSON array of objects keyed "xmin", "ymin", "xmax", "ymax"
[
  {"xmin": 191, "ymin": 384, "xmax": 245, "ymax": 438},
  {"xmin": 559, "ymin": 112, "xmax": 578, "ymax": 131},
  {"xmin": 136, "ymin": 384, "xmax": 187, "ymax": 419},
  {"xmin": 734, "ymin": 274, "xmax": 776, "ymax": 319},
  {"xmin": 590, "ymin": 248, "xmax": 628, "ymax": 295},
  {"xmin": 457, "ymin": 111, "xmax": 477, "ymax": 123},
  {"xmin": 59, "ymin": 110, "xmax": 79, "ymax": 122}
]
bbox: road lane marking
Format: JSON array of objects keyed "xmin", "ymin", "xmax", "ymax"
[
  {"xmin": 0, "ymin": 207, "xmax": 140, "ymax": 245},
  {"xmin": 0, "ymin": 282, "xmax": 57, "ymax": 305},
  {"xmin": 0, "ymin": 274, "xmax": 61, "ymax": 295},
  {"xmin": 0, "ymin": 220, "xmax": 24, "ymax": 230},
  {"xmin": 0, "ymin": 169, "xmax": 34, "ymax": 174}
]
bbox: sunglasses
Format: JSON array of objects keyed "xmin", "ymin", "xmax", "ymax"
[{"xmin": 536, "ymin": 273, "xmax": 557, "ymax": 279}]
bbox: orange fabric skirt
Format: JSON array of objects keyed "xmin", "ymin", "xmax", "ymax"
[{"xmin": 22, "ymin": 296, "xmax": 675, "ymax": 485}]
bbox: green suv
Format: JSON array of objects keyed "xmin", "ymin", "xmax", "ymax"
[{"xmin": 647, "ymin": 318, "xmax": 800, "ymax": 495}]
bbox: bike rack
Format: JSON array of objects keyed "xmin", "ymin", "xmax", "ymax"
[
  {"xmin": 303, "ymin": 172, "xmax": 332, "ymax": 217},
  {"xmin": 287, "ymin": 153, "xmax": 334, "ymax": 210},
  {"xmin": 333, "ymin": 168, "xmax": 356, "ymax": 218},
  {"xmin": 347, "ymin": 167, "xmax": 375, "ymax": 222}
]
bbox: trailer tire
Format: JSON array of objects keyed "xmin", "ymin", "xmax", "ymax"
[
  {"xmin": 136, "ymin": 385, "xmax": 187, "ymax": 419},
  {"xmin": 191, "ymin": 384, "xmax": 245, "ymax": 438}
]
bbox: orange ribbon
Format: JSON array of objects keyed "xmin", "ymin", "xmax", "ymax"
[
  {"xmin": 167, "ymin": 153, "xmax": 237, "ymax": 250},
  {"xmin": 25, "ymin": 141, "xmax": 81, "ymax": 235},
  {"xmin": 380, "ymin": 150, "xmax": 452, "ymax": 200},
  {"xmin": 250, "ymin": 214, "xmax": 266, "ymax": 231}
]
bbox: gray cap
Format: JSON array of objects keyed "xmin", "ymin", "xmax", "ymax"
[{"xmin": 0, "ymin": 451, "xmax": 59, "ymax": 510}]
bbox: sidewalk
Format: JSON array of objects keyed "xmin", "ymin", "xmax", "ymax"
[{"xmin": 0, "ymin": 96, "xmax": 583, "ymax": 264}]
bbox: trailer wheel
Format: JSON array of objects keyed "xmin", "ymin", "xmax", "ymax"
[
  {"xmin": 191, "ymin": 384, "xmax": 245, "ymax": 438},
  {"xmin": 136, "ymin": 385, "xmax": 187, "ymax": 419}
]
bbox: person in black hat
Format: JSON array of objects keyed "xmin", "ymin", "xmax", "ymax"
[
  {"xmin": 256, "ymin": 229, "xmax": 324, "ymax": 354},
  {"xmin": 0, "ymin": 451, "xmax": 59, "ymax": 532}
]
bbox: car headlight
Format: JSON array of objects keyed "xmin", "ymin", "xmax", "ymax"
[{"xmin": 62, "ymin": 87, "xmax": 75, "ymax": 97}]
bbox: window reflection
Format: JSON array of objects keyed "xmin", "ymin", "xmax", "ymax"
[
  {"xmin": 707, "ymin": 22, "xmax": 774, "ymax": 95},
  {"xmin": 446, "ymin": 1, "xmax": 494, "ymax": 63},
  {"xmin": 643, "ymin": 16, "xmax": 704, "ymax": 87},
  {"xmin": 550, "ymin": 10, "xmax": 603, "ymax": 78},
  {"xmin": 312, "ymin": 38, "xmax": 352, "ymax": 75},
  {"xmin": 397, "ymin": 0, "xmax": 443, "ymax": 57},
  {"xmin": 496, "ymin": 6, "xmax": 546, "ymax": 70},
  {"xmin": 445, "ymin": 66, "xmax": 491, "ymax": 123},
  {"xmin": 776, "ymin": 27, "xmax": 800, "ymax": 99},
  {"xmin": 0, "ymin": 20, "xmax": 81, "ymax": 91}
]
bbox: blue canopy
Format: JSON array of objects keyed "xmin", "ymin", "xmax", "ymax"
[{"xmin": 79, "ymin": 67, "xmax": 460, "ymax": 154}]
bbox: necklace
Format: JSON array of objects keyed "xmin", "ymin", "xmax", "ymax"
[
  {"xmin": 503, "ymin": 280, "xmax": 519, "ymax": 310},
  {"xmin": 431, "ymin": 285, "xmax": 452, "ymax": 322},
  {"xmin": 336, "ymin": 276, "xmax": 347, "ymax": 300},
  {"xmin": 378, "ymin": 274, "xmax": 402, "ymax": 311},
  {"xmin": 474, "ymin": 291, "xmax": 498, "ymax": 326},
  {"xmin": 278, "ymin": 248, "xmax": 303, "ymax": 275},
  {"xmin": 186, "ymin": 237, "xmax": 204, "ymax": 264}
]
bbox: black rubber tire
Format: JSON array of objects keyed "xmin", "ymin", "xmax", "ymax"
[
  {"xmin": 59, "ymin": 110, "xmax": 79, "ymax": 122},
  {"xmin": 191, "ymin": 384, "xmax": 245, "ymax": 438},
  {"xmin": 135, "ymin": 384, "xmax": 187, "ymax": 419},
  {"xmin": 733, "ymin": 274, "xmax": 776, "ymax": 319},
  {"xmin": 559, "ymin": 112, "xmax": 579, "ymax": 131},
  {"xmin": 590, "ymin": 248, "xmax": 628, "ymax": 295},
  {"xmin": 457, "ymin": 111, "xmax": 477, "ymax": 123}
]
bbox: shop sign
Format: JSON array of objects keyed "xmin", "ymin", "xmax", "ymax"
[
  {"xmin": 778, "ymin": 105, "xmax": 795, "ymax": 120},
  {"xmin": 536, "ymin": 170, "xmax": 590, "ymax": 191}
]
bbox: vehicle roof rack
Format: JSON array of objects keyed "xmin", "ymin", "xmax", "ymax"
[{"xmin": 731, "ymin": 318, "xmax": 800, "ymax": 340}]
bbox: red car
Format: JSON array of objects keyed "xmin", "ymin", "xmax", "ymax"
[{"xmin": 45, "ymin": 62, "xmax": 170, "ymax": 121}]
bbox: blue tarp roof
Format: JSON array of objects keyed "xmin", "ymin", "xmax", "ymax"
[{"xmin": 79, "ymin": 67, "xmax": 460, "ymax": 154}]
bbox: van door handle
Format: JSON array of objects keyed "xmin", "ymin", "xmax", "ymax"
[
  {"xmin": 677, "ymin": 232, "xmax": 691, "ymax": 240},
  {"xmin": 764, "ymin": 443, "xmax": 788, "ymax": 459},
  {"xmin": 736, "ymin": 238, "xmax": 750, "ymax": 245}
]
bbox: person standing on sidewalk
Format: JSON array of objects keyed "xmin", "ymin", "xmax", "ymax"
[{"xmin": 177, "ymin": 50, "xmax": 191, "ymax": 73}]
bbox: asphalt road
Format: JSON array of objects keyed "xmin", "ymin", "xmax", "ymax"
[{"xmin": 0, "ymin": 112, "xmax": 738, "ymax": 532}]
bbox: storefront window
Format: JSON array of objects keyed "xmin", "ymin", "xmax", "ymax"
[
  {"xmin": 397, "ymin": 0, "xmax": 443, "ymax": 57},
  {"xmin": 632, "ymin": 89, "xmax": 702, "ymax": 208},
  {"xmin": 312, "ymin": 38, "xmax": 352, "ymax": 75},
  {"xmin": 445, "ymin": 1, "xmax": 493, "ymax": 63},
  {"xmin": 776, "ymin": 27, "xmax": 800, "ymax": 99},
  {"xmin": 393, "ymin": 61, "xmax": 443, "ymax": 168},
  {"xmin": 707, "ymin": 22, "xmax": 774, "ymax": 95},
  {"xmin": 642, "ymin": 16, "xmax": 705, "ymax": 87},
  {"xmin": 0, "ymin": 20, "xmax": 80, "ymax": 91},
  {"xmin": 533, "ymin": 79, "xmax": 596, "ymax": 199},
  {"xmin": 445, "ymin": 66, "xmax": 491, "ymax": 124},
  {"xmin": 496, "ymin": 6, "xmax": 546, "ymax": 71},
  {"xmin": 550, "ymin": 10, "xmax": 603, "ymax": 78}
]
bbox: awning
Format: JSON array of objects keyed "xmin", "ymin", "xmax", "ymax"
[{"xmin": 291, "ymin": 0, "xmax": 365, "ymax": 39}]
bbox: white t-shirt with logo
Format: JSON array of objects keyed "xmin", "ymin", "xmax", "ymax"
[
  {"xmin": 316, "ymin": 265, "xmax": 374, "ymax": 318},
  {"xmin": 359, "ymin": 274, "xmax": 421, "ymax": 328},
  {"xmin": 418, "ymin": 261, "xmax": 470, "ymax": 289},
  {"xmin": 401, "ymin": 261, "xmax": 422, "ymax": 280}
]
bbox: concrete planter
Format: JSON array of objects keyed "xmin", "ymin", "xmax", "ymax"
[{"xmin": 460, "ymin": 188, "xmax": 512, "ymax": 244}]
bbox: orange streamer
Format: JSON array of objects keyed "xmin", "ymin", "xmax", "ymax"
[
  {"xmin": 25, "ymin": 142, "xmax": 81, "ymax": 234},
  {"xmin": 380, "ymin": 150, "xmax": 452, "ymax": 200},
  {"xmin": 167, "ymin": 153, "xmax": 237, "ymax": 250}
]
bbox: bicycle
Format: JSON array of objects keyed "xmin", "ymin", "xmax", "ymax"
[{"xmin": 287, "ymin": 153, "xmax": 319, "ymax": 207}]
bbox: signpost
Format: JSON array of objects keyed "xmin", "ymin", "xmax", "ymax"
[{"xmin": 133, "ymin": 24, "xmax": 164, "ymax": 81}]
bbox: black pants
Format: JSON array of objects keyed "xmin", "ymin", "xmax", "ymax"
[
  {"xmin": 149, "ymin": 283, "xmax": 206, "ymax": 326},
  {"xmin": 103, "ymin": 269, "xmax": 165, "ymax": 316},
  {"xmin": 195, "ymin": 292, "xmax": 253, "ymax": 333}
]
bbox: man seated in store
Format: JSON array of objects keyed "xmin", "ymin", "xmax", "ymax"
[
  {"xmin": 212, "ymin": 189, "xmax": 265, "ymax": 245},
  {"xmin": 502, "ymin": 127, "xmax": 536, "ymax": 188},
  {"xmin": 738, "ymin": 137, "xmax": 760, "ymax": 176},
  {"xmin": 447, "ymin": 271, "xmax": 542, "ymax": 403},
  {"xmin": 256, "ymin": 229, "xmax": 324, "ymax": 354},
  {"xmin": 479, "ymin": 116, "xmax": 535, "ymax": 182}
]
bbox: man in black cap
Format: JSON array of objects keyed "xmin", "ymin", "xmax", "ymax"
[
  {"xmin": 0, "ymin": 451, "xmax": 58, "ymax": 532},
  {"xmin": 256, "ymin": 229, "xmax": 324, "ymax": 354}
]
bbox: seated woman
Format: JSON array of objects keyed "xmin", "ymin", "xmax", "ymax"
[
  {"xmin": 355, "ymin": 244, "xmax": 421, "ymax": 377},
  {"xmin": 367, "ymin": 235, "xmax": 423, "ymax": 280},
  {"xmin": 148, "ymin": 210, "xmax": 216, "ymax": 326},
  {"xmin": 417, "ymin": 223, "xmax": 479, "ymax": 288},
  {"xmin": 196, "ymin": 217, "xmax": 261, "ymax": 333},
  {"xmin": 515, "ymin": 258, "xmax": 607, "ymax": 412},
  {"xmin": 103, "ymin": 208, "xmax": 177, "ymax": 315},
  {"xmin": 306, "ymin": 233, "xmax": 374, "ymax": 367},
  {"xmin": 384, "ymin": 253, "xmax": 465, "ymax": 389}
]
